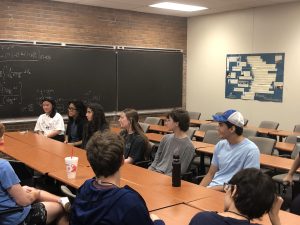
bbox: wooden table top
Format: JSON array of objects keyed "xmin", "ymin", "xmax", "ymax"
[
  {"xmin": 152, "ymin": 203, "xmax": 201, "ymax": 225},
  {"xmin": 194, "ymin": 130, "xmax": 205, "ymax": 138},
  {"xmin": 149, "ymin": 124, "xmax": 172, "ymax": 133},
  {"xmin": 275, "ymin": 142, "xmax": 295, "ymax": 153},
  {"xmin": 1, "ymin": 136, "xmax": 66, "ymax": 174},
  {"xmin": 146, "ymin": 132, "xmax": 164, "ymax": 143},
  {"xmin": 190, "ymin": 119, "xmax": 213, "ymax": 126},
  {"xmin": 187, "ymin": 194, "xmax": 300, "ymax": 225},
  {"xmin": 269, "ymin": 130, "xmax": 300, "ymax": 138},
  {"xmin": 5, "ymin": 132, "xmax": 90, "ymax": 166}
]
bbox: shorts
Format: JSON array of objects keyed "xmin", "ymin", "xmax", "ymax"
[{"xmin": 19, "ymin": 203, "xmax": 47, "ymax": 225}]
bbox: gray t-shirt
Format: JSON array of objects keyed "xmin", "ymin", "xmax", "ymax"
[{"xmin": 149, "ymin": 133, "xmax": 195, "ymax": 176}]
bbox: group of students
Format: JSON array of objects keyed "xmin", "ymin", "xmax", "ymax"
[{"xmin": 1, "ymin": 101, "xmax": 299, "ymax": 225}]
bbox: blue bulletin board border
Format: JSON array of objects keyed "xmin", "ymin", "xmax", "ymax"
[{"xmin": 225, "ymin": 53, "xmax": 285, "ymax": 102}]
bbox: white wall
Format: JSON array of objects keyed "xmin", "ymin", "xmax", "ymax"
[{"xmin": 187, "ymin": 2, "xmax": 300, "ymax": 130}]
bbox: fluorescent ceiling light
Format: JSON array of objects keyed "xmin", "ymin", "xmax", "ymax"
[{"xmin": 150, "ymin": 2, "xmax": 207, "ymax": 12}]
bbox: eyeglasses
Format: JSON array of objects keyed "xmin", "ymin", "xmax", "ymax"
[
  {"xmin": 223, "ymin": 183, "xmax": 234, "ymax": 192},
  {"xmin": 68, "ymin": 107, "xmax": 77, "ymax": 111}
]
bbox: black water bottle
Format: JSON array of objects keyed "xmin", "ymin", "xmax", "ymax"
[{"xmin": 172, "ymin": 154, "xmax": 181, "ymax": 187}]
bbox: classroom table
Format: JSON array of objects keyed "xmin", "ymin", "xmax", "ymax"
[
  {"xmin": 152, "ymin": 203, "xmax": 201, "ymax": 225},
  {"xmin": 187, "ymin": 194, "xmax": 300, "ymax": 225},
  {"xmin": 274, "ymin": 142, "xmax": 295, "ymax": 153},
  {"xmin": 0, "ymin": 136, "xmax": 66, "ymax": 174},
  {"xmin": 195, "ymin": 145, "xmax": 300, "ymax": 173},
  {"xmin": 149, "ymin": 124, "xmax": 172, "ymax": 134},
  {"xmin": 5, "ymin": 131, "xmax": 90, "ymax": 166},
  {"xmin": 268, "ymin": 130, "xmax": 300, "ymax": 142},
  {"xmin": 48, "ymin": 165, "xmax": 182, "ymax": 212},
  {"xmin": 190, "ymin": 119, "xmax": 213, "ymax": 126}
]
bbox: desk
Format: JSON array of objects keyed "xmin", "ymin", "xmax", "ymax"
[
  {"xmin": 245, "ymin": 126, "xmax": 278, "ymax": 135},
  {"xmin": 5, "ymin": 132, "xmax": 90, "ymax": 167},
  {"xmin": 188, "ymin": 194, "xmax": 300, "ymax": 225},
  {"xmin": 195, "ymin": 145, "xmax": 300, "ymax": 173},
  {"xmin": 1, "ymin": 136, "xmax": 66, "ymax": 174},
  {"xmin": 152, "ymin": 204, "xmax": 200, "ymax": 225},
  {"xmin": 146, "ymin": 133, "xmax": 164, "ymax": 143},
  {"xmin": 275, "ymin": 142, "xmax": 295, "ymax": 153},
  {"xmin": 194, "ymin": 130, "xmax": 205, "ymax": 139},
  {"xmin": 149, "ymin": 125, "xmax": 171, "ymax": 134},
  {"xmin": 190, "ymin": 119, "xmax": 213, "ymax": 126},
  {"xmin": 269, "ymin": 130, "xmax": 300, "ymax": 142}
]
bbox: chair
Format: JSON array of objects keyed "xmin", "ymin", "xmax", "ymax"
[
  {"xmin": 188, "ymin": 111, "xmax": 201, "ymax": 120},
  {"xmin": 0, "ymin": 206, "xmax": 23, "ymax": 216},
  {"xmin": 243, "ymin": 127, "xmax": 257, "ymax": 138},
  {"xmin": 272, "ymin": 144, "xmax": 300, "ymax": 194},
  {"xmin": 192, "ymin": 130, "xmax": 221, "ymax": 175},
  {"xmin": 135, "ymin": 142, "xmax": 158, "ymax": 168},
  {"xmin": 199, "ymin": 123, "xmax": 218, "ymax": 132},
  {"xmin": 294, "ymin": 124, "xmax": 300, "ymax": 132},
  {"xmin": 248, "ymin": 136, "xmax": 276, "ymax": 155},
  {"xmin": 259, "ymin": 121, "xmax": 279, "ymax": 129},
  {"xmin": 139, "ymin": 122, "xmax": 150, "ymax": 133},
  {"xmin": 61, "ymin": 185, "xmax": 76, "ymax": 199},
  {"xmin": 144, "ymin": 117, "xmax": 161, "ymax": 125},
  {"xmin": 186, "ymin": 127, "xmax": 198, "ymax": 140}
]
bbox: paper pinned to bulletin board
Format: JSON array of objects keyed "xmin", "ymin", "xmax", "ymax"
[{"xmin": 225, "ymin": 53, "xmax": 284, "ymax": 102}]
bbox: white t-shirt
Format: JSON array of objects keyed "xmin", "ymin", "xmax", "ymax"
[{"xmin": 34, "ymin": 112, "xmax": 65, "ymax": 136}]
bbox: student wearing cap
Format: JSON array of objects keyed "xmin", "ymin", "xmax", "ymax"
[
  {"xmin": 199, "ymin": 109, "xmax": 260, "ymax": 191},
  {"xmin": 34, "ymin": 97, "xmax": 65, "ymax": 142}
]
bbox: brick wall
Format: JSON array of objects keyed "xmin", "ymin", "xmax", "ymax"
[{"xmin": 0, "ymin": 0, "xmax": 187, "ymax": 130}]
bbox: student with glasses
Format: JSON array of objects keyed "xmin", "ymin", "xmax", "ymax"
[
  {"xmin": 190, "ymin": 168, "xmax": 283, "ymax": 225},
  {"xmin": 64, "ymin": 100, "xmax": 87, "ymax": 147}
]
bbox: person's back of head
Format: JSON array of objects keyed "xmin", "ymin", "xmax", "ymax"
[
  {"xmin": 228, "ymin": 168, "xmax": 276, "ymax": 220},
  {"xmin": 86, "ymin": 131, "xmax": 124, "ymax": 178},
  {"xmin": 167, "ymin": 108, "xmax": 190, "ymax": 132}
]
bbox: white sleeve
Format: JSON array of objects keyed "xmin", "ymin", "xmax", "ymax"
[
  {"xmin": 34, "ymin": 115, "xmax": 43, "ymax": 132},
  {"xmin": 53, "ymin": 113, "xmax": 65, "ymax": 132}
]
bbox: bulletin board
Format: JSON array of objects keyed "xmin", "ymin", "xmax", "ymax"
[{"xmin": 225, "ymin": 53, "xmax": 285, "ymax": 102}]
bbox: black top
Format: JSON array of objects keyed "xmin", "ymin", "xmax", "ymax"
[
  {"xmin": 120, "ymin": 130, "xmax": 147, "ymax": 164},
  {"xmin": 189, "ymin": 211, "xmax": 257, "ymax": 225},
  {"xmin": 66, "ymin": 118, "xmax": 87, "ymax": 143}
]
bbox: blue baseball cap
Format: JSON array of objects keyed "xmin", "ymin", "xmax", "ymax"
[{"xmin": 213, "ymin": 109, "xmax": 244, "ymax": 127}]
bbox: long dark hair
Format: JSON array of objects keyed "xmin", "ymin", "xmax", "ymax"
[
  {"xmin": 41, "ymin": 97, "xmax": 57, "ymax": 118},
  {"xmin": 68, "ymin": 100, "xmax": 86, "ymax": 124},
  {"xmin": 87, "ymin": 103, "xmax": 109, "ymax": 135},
  {"xmin": 122, "ymin": 108, "xmax": 149, "ymax": 149}
]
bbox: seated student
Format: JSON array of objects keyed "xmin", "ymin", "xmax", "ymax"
[
  {"xmin": 119, "ymin": 108, "xmax": 149, "ymax": 164},
  {"xmin": 64, "ymin": 100, "xmax": 87, "ymax": 147},
  {"xmin": 190, "ymin": 168, "xmax": 283, "ymax": 225},
  {"xmin": 70, "ymin": 131, "xmax": 165, "ymax": 225},
  {"xmin": 34, "ymin": 97, "xmax": 65, "ymax": 142},
  {"xmin": 148, "ymin": 108, "xmax": 195, "ymax": 176},
  {"xmin": 283, "ymin": 151, "xmax": 300, "ymax": 215},
  {"xmin": 200, "ymin": 110, "xmax": 260, "ymax": 191},
  {"xmin": 81, "ymin": 103, "xmax": 109, "ymax": 149},
  {"xmin": 0, "ymin": 158, "xmax": 68, "ymax": 225}
]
